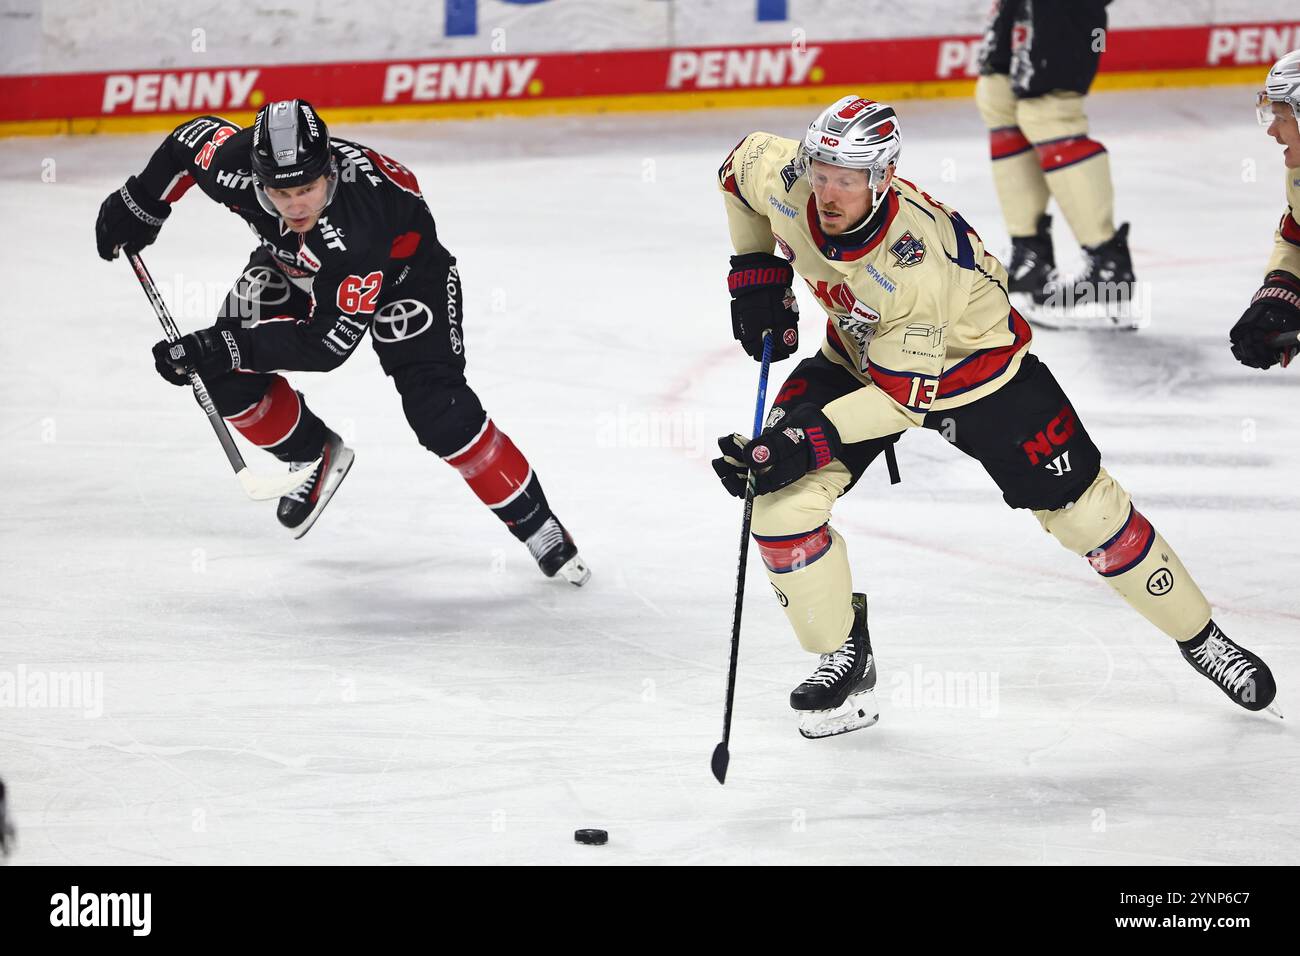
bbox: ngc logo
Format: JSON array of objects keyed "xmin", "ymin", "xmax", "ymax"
[{"xmin": 372, "ymin": 299, "xmax": 434, "ymax": 343}]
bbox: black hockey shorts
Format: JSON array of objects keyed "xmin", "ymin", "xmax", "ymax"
[
  {"xmin": 771, "ymin": 352, "xmax": 902, "ymax": 494},
  {"xmin": 923, "ymin": 353, "xmax": 1101, "ymax": 512},
  {"xmin": 1010, "ymin": 0, "xmax": 1109, "ymax": 98}
]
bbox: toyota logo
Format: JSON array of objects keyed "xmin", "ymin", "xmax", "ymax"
[
  {"xmin": 234, "ymin": 265, "xmax": 290, "ymax": 306},
  {"xmin": 372, "ymin": 299, "xmax": 434, "ymax": 343}
]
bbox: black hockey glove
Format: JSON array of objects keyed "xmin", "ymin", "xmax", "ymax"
[
  {"xmin": 728, "ymin": 252, "xmax": 799, "ymax": 362},
  {"xmin": 711, "ymin": 404, "xmax": 841, "ymax": 497},
  {"xmin": 1229, "ymin": 271, "xmax": 1300, "ymax": 370},
  {"xmin": 152, "ymin": 327, "xmax": 242, "ymax": 385},
  {"xmin": 95, "ymin": 176, "xmax": 171, "ymax": 261}
]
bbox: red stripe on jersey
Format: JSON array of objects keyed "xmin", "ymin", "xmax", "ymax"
[
  {"xmin": 164, "ymin": 172, "xmax": 196, "ymax": 203},
  {"xmin": 865, "ymin": 361, "xmax": 925, "ymax": 411},
  {"xmin": 226, "ymin": 375, "xmax": 301, "ymax": 448},
  {"xmin": 1035, "ymin": 136, "xmax": 1107, "ymax": 173},
  {"xmin": 1280, "ymin": 211, "xmax": 1300, "ymax": 248},
  {"xmin": 721, "ymin": 171, "xmax": 752, "ymax": 210},
  {"xmin": 444, "ymin": 419, "xmax": 533, "ymax": 508},
  {"xmin": 989, "ymin": 126, "xmax": 1033, "ymax": 160},
  {"xmin": 1088, "ymin": 507, "xmax": 1155, "ymax": 577},
  {"xmin": 753, "ymin": 524, "xmax": 833, "ymax": 574},
  {"xmin": 806, "ymin": 189, "xmax": 899, "ymax": 262},
  {"xmin": 390, "ymin": 230, "xmax": 421, "ymax": 259},
  {"xmin": 937, "ymin": 307, "xmax": 1033, "ymax": 400}
]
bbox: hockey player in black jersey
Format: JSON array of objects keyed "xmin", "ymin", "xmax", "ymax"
[{"xmin": 95, "ymin": 99, "xmax": 589, "ymax": 584}]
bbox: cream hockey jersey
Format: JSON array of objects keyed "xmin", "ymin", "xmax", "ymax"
[
  {"xmin": 1266, "ymin": 165, "xmax": 1300, "ymax": 279},
  {"xmin": 720, "ymin": 131, "xmax": 1033, "ymax": 444}
]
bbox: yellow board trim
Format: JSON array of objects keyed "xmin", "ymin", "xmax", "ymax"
[{"xmin": 0, "ymin": 65, "xmax": 1267, "ymax": 138}]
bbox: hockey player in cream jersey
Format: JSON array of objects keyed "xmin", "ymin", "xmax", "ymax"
[
  {"xmin": 1229, "ymin": 50, "xmax": 1300, "ymax": 370},
  {"xmin": 714, "ymin": 96, "xmax": 1279, "ymax": 738}
]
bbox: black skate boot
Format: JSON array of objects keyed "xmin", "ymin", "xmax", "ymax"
[
  {"xmin": 1006, "ymin": 213, "xmax": 1056, "ymax": 303},
  {"xmin": 1034, "ymin": 222, "xmax": 1140, "ymax": 330},
  {"xmin": 525, "ymin": 515, "xmax": 590, "ymax": 586},
  {"xmin": 1179, "ymin": 622, "xmax": 1279, "ymax": 714},
  {"xmin": 278, "ymin": 430, "xmax": 355, "ymax": 540},
  {"xmin": 790, "ymin": 593, "xmax": 878, "ymax": 738}
]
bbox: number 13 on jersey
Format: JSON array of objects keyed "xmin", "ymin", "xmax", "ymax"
[{"xmin": 907, "ymin": 375, "xmax": 938, "ymax": 410}]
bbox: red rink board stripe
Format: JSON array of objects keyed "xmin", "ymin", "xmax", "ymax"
[{"xmin": 1, "ymin": 22, "xmax": 1293, "ymax": 126}]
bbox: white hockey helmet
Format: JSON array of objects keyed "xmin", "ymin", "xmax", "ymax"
[
  {"xmin": 798, "ymin": 95, "xmax": 902, "ymax": 190},
  {"xmin": 1257, "ymin": 49, "xmax": 1300, "ymax": 125}
]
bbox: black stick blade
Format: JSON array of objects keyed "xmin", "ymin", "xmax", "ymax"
[{"xmin": 711, "ymin": 742, "xmax": 730, "ymax": 784}]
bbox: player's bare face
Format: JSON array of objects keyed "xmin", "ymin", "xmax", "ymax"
[
  {"xmin": 265, "ymin": 176, "xmax": 330, "ymax": 232},
  {"xmin": 1266, "ymin": 103, "xmax": 1300, "ymax": 169},
  {"xmin": 808, "ymin": 161, "xmax": 884, "ymax": 235}
]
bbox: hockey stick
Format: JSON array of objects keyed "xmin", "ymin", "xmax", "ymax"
[
  {"xmin": 1274, "ymin": 329, "xmax": 1300, "ymax": 368},
  {"xmin": 712, "ymin": 331, "xmax": 774, "ymax": 785},
  {"xmin": 127, "ymin": 253, "xmax": 320, "ymax": 501}
]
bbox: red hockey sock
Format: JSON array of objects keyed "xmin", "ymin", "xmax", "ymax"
[
  {"xmin": 443, "ymin": 419, "xmax": 533, "ymax": 508},
  {"xmin": 227, "ymin": 375, "xmax": 302, "ymax": 449}
]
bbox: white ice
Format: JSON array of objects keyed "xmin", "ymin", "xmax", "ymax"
[{"xmin": 2, "ymin": 85, "xmax": 1297, "ymax": 865}]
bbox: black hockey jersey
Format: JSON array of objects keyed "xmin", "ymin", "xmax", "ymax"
[{"xmin": 133, "ymin": 115, "xmax": 453, "ymax": 372}]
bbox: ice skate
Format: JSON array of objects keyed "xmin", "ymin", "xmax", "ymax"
[
  {"xmin": 1006, "ymin": 213, "xmax": 1056, "ymax": 303},
  {"xmin": 791, "ymin": 593, "xmax": 878, "ymax": 738},
  {"xmin": 1027, "ymin": 222, "xmax": 1142, "ymax": 331},
  {"xmin": 278, "ymin": 430, "xmax": 355, "ymax": 540},
  {"xmin": 1179, "ymin": 623, "xmax": 1280, "ymax": 716},
  {"xmin": 526, "ymin": 516, "xmax": 590, "ymax": 586}
]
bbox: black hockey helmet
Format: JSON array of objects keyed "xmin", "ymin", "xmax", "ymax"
[{"xmin": 250, "ymin": 99, "xmax": 338, "ymax": 214}]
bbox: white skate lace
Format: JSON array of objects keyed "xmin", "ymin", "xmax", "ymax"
[
  {"xmin": 1191, "ymin": 633, "xmax": 1257, "ymax": 695},
  {"xmin": 805, "ymin": 645, "xmax": 856, "ymax": 688},
  {"xmin": 526, "ymin": 517, "xmax": 565, "ymax": 561},
  {"xmin": 283, "ymin": 460, "xmax": 320, "ymax": 503}
]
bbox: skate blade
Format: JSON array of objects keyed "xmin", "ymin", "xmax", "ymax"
[
  {"xmin": 556, "ymin": 553, "xmax": 591, "ymax": 587},
  {"xmin": 797, "ymin": 690, "xmax": 879, "ymax": 739},
  {"xmin": 1018, "ymin": 296, "xmax": 1144, "ymax": 332},
  {"xmin": 1265, "ymin": 702, "xmax": 1284, "ymax": 719},
  {"xmin": 290, "ymin": 447, "xmax": 356, "ymax": 540}
]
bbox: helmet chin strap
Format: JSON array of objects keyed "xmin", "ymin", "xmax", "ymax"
[{"xmin": 840, "ymin": 180, "xmax": 892, "ymax": 235}]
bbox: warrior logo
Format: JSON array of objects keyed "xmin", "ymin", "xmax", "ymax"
[
  {"xmin": 1147, "ymin": 568, "xmax": 1174, "ymax": 596},
  {"xmin": 372, "ymin": 299, "xmax": 434, "ymax": 343},
  {"xmin": 890, "ymin": 231, "xmax": 926, "ymax": 266}
]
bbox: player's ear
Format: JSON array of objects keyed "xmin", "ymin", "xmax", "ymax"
[{"xmin": 878, "ymin": 165, "xmax": 896, "ymax": 193}]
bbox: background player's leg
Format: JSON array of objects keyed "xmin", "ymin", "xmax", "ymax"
[
  {"xmin": 975, "ymin": 73, "xmax": 1052, "ymax": 266},
  {"xmin": 1015, "ymin": 92, "xmax": 1114, "ymax": 249}
]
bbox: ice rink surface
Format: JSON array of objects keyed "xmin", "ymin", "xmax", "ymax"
[{"xmin": 2, "ymin": 85, "xmax": 1297, "ymax": 865}]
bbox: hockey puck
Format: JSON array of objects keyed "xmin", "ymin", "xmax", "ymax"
[{"xmin": 574, "ymin": 828, "xmax": 608, "ymax": 846}]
